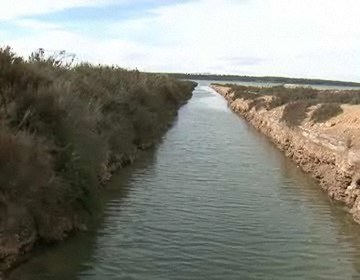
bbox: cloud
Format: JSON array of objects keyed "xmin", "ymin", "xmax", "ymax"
[
  {"xmin": 12, "ymin": 19, "xmax": 62, "ymax": 30},
  {"xmin": 0, "ymin": 0, "xmax": 122, "ymax": 20},
  {"xmin": 221, "ymin": 56, "xmax": 265, "ymax": 66},
  {"xmin": 1, "ymin": 0, "xmax": 360, "ymax": 81},
  {"xmin": 4, "ymin": 30, "xmax": 147, "ymax": 68}
]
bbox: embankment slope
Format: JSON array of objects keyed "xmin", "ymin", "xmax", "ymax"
[{"xmin": 212, "ymin": 84, "xmax": 360, "ymax": 223}]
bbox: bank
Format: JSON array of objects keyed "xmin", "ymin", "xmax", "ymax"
[
  {"xmin": 212, "ymin": 84, "xmax": 360, "ymax": 223},
  {"xmin": 0, "ymin": 47, "xmax": 197, "ymax": 275}
]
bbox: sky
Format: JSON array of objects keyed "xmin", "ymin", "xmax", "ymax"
[{"xmin": 1, "ymin": 0, "xmax": 360, "ymax": 82}]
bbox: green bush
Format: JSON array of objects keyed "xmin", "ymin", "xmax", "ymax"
[
  {"xmin": 280, "ymin": 101, "xmax": 312, "ymax": 127},
  {"xmin": 310, "ymin": 103, "xmax": 343, "ymax": 123},
  {"xmin": 0, "ymin": 46, "xmax": 196, "ymax": 245}
]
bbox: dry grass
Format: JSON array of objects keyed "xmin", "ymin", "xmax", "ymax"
[{"xmin": 227, "ymin": 84, "xmax": 359, "ymax": 127}]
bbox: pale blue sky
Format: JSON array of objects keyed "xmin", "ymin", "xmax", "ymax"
[{"xmin": 1, "ymin": 0, "xmax": 360, "ymax": 82}]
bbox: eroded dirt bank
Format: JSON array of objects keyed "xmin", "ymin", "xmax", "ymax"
[{"xmin": 212, "ymin": 85, "xmax": 360, "ymax": 223}]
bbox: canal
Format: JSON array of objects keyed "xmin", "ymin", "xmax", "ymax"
[{"xmin": 11, "ymin": 81, "xmax": 360, "ymax": 280}]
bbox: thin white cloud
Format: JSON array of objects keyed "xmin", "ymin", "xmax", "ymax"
[
  {"xmin": 0, "ymin": 0, "xmax": 124, "ymax": 20},
  {"xmin": 12, "ymin": 19, "xmax": 62, "ymax": 30},
  {"xmin": 5, "ymin": 29, "xmax": 149, "ymax": 68}
]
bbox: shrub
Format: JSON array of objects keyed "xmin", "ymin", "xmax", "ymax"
[
  {"xmin": 310, "ymin": 103, "xmax": 343, "ymax": 123},
  {"xmin": 280, "ymin": 101, "xmax": 312, "ymax": 127},
  {"xmin": 0, "ymin": 129, "xmax": 52, "ymax": 198},
  {"xmin": 0, "ymin": 46, "xmax": 196, "ymax": 249},
  {"xmin": 230, "ymin": 86, "xmax": 258, "ymax": 100},
  {"xmin": 226, "ymin": 84, "xmax": 360, "ymax": 128}
]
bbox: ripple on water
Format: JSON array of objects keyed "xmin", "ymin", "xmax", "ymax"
[{"xmin": 9, "ymin": 82, "xmax": 360, "ymax": 280}]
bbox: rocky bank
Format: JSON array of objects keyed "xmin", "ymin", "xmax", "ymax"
[{"xmin": 212, "ymin": 85, "xmax": 360, "ymax": 223}]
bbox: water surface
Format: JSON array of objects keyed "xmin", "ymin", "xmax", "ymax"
[
  {"xmin": 11, "ymin": 81, "xmax": 360, "ymax": 279},
  {"xmin": 205, "ymin": 79, "xmax": 360, "ymax": 90}
]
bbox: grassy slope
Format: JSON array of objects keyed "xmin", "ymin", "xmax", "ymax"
[{"xmin": 0, "ymin": 47, "xmax": 197, "ymax": 271}]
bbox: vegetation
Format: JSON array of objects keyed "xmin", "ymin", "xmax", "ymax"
[
  {"xmin": 310, "ymin": 103, "xmax": 343, "ymax": 123},
  {"xmin": 0, "ymin": 46, "xmax": 196, "ymax": 266},
  {"xmin": 280, "ymin": 101, "xmax": 311, "ymax": 127},
  {"xmin": 224, "ymin": 84, "xmax": 360, "ymax": 126}
]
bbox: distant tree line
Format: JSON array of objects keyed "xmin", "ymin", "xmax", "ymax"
[{"xmin": 165, "ymin": 73, "xmax": 360, "ymax": 87}]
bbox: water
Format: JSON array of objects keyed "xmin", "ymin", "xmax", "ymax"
[
  {"xmin": 10, "ymin": 81, "xmax": 360, "ymax": 279},
  {"xmin": 204, "ymin": 79, "xmax": 360, "ymax": 90}
]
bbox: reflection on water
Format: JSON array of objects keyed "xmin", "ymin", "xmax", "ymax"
[{"xmin": 10, "ymin": 81, "xmax": 360, "ymax": 280}]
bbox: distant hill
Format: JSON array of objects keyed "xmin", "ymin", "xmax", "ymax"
[{"xmin": 165, "ymin": 73, "xmax": 360, "ymax": 87}]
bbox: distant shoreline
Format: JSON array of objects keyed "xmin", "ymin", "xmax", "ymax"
[{"xmin": 163, "ymin": 73, "xmax": 360, "ymax": 87}]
